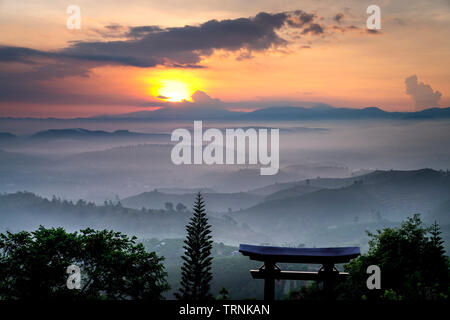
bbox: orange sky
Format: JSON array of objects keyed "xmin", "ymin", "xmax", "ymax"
[{"xmin": 0, "ymin": 0, "xmax": 449, "ymax": 117}]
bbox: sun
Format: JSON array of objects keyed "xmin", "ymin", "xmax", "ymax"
[
  {"xmin": 157, "ymin": 80, "xmax": 191, "ymax": 102},
  {"xmin": 145, "ymin": 69, "xmax": 203, "ymax": 103}
]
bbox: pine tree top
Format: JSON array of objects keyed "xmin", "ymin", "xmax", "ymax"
[{"xmin": 176, "ymin": 192, "xmax": 213, "ymax": 301}]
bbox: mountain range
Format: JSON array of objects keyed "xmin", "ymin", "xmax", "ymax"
[
  {"xmin": 231, "ymin": 169, "xmax": 450, "ymax": 241},
  {"xmin": 2, "ymin": 106, "xmax": 450, "ymax": 121},
  {"xmin": 30, "ymin": 128, "xmax": 169, "ymax": 139},
  {"xmin": 0, "ymin": 168, "xmax": 448, "ymax": 246},
  {"xmin": 92, "ymin": 106, "xmax": 450, "ymax": 121}
]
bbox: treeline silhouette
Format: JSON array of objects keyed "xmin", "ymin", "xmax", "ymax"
[{"xmin": 0, "ymin": 192, "xmax": 448, "ymax": 300}]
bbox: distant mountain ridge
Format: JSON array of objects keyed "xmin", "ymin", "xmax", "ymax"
[
  {"xmin": 31, "ymin": 128, "xmax": 168, "ymax": 139},
  {"xmin": 241, "ymin": 106, "xmax": 450, "ymax": 121},
  {"xmin": 2, "ymin": 106, "xmax": 450, "ymax": 121},
  {"xmin": 92, "ymin": 106, "xmax": 450, "ymax": 121},
  {"xmin": 0, "ymin": 132, "xmax": 16, "ymax": 139}
]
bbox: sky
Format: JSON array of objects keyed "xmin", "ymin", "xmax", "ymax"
[{"xmin": 0, "ymin": 0, "xmax": 449, "ymax": 117}]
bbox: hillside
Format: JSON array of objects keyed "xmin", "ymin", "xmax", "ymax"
[
  {"xmin": 0, "ymin": 192, "xmax": 267, "ymax": 244},
  {"xmin": 31, "ymin": 128, "xmax": 168, "ymax": 140},
  {"xmin": 0, "ymin": 149, "xmax": 47, "ymax": 167},
  {"xmin": 236, "ymin": 184, "xmax": 385, "ymax": 231},
  {"xmin": 122, "ymin": 190, "xmax": 263, "ymax": 212},
  {"xmin": 263, "ymin": 184, "xmax": 322, "ymax": 201},
  {"xmin": 232, "ymin": 169, "xmax": 450, "ymax": 239},
  {"xmin": 248, "ymin": 176, "xmax": 354, "ymax": 196},
  {"xmin": 0, "ymin": 132, "xmax": 16, "ymax": 139},
  {"xmin": 1, "ymin": 169, "xmax": 448, "ymax": 246}
]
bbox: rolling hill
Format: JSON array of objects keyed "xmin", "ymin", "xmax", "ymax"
[
  {"xmin": 0, "ymin": 132, "xmax": 16, "ymax": 139},
  {"xmin": 87, "ymin": 105, "xmax": 450, "ymax": 121},
  {"xmin": 232, "ymin": 169, "xmax": 450, "ymax": 239},
  {"xmin": 122, "ymin": 190, "xmax": 264, "ymax": 212},
  {"xmin": 0, "ymin": 192, "xmax": 267, "ymax": 244},
  {"xmin": 31, "ymin": 128, "xmax": 168, "ymax": 139}
]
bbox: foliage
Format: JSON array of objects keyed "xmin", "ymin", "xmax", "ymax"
[
  {"xmin": 165, "ymin": 202, "xmax": 174, "ymax": 211},
  {"xmin": 175, "ymin": 193, "xmax": 213, "ymax": 300},
  {"xmin": 217, "ymin": 287, "xmax": 230, "ymax": 300},
  {"xmin": 0, "ymin": 226, "xmax": 169, "ymax": 300},
  {"xmin": 176, "ymin": 203, "xmax": 188, "ymax": 212},
  {"xmin": 0, "ymin": 192, "xmax": 262, "ymax": 245},
  {"xmin": 285, "ymin": 282, "xmax": 323, "ymax": 300},
  {"xmin": 339, "ymin": 214, "xmax": 449, "ymax": 300}
]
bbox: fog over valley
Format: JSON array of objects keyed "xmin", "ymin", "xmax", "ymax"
[{"xmin": 1, "ymin": 117, "xmax": 449, "ymax": 252}]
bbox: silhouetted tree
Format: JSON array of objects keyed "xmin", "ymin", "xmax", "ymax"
[
  {"xmin": 164, "ymin": 202, "xmax": 174, "ymax": 211},
  {"xmin": 175, "ymin": 193, "xmax": 213, "ymax": 300},
  {"xmin": 425, "ymin": 221, "xmax": 449, "ymax": 296},
  {"xmin": 0, "ymin": 226, "xmax": 169, "ymax": 300},
  {"xmin": 176, "ymin": 202, "xmax": 187, "ymax": 213},
  {"xmin": 430, "ymin": 221, "xmax": 445, "ymax": 255},
  {"xmin": 217, "ymin": 287, "xmax": 230, "ymax": 300},
  {"xmin": 339, "ymin": 215, "xmax": 449, "ymax": 300}
]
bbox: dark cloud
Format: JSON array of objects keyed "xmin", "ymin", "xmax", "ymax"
[
  {"xmin": 329, "ymin": 24, "xmax": 379, "ymax": 35},
  {"xmin": 0, "ymin": 76, "xmax": 156, "ymax": 106},
  {"xmin": 0, "ymin": 10, "xmax": 327, "ymax": 106},
  {"xmin": 0, "ymin": 46, "xmax": 54, "ymax": 64},
  {"xmin": 61, "ymin": 11, "xmax": 295, "ymax": 67},
  {"xmin": 301, "ymin": 23, "xmax": 324, "ymax": 35},
  {"xmin": 331, "ymin": 24, "xmax": 360, "ymax": 33},
  {"xmin": 91, "ymin": 24, "xmax": 129, "ymax": 39},
  {"xmin": 125, "ymin": 25, "xmax": 164, "ymax": 38},
  {"xmin": 0, "ymin": 45, "xmax": 155, "ymax": 68},
  {"xmin": 105, "ymin": 24, "xmax": 125, "ymax": 31},
  {"xmin": 405, "ymin": 75, "xmax": 442, "ymax": 109},
  {"xmin": 0, "ymin": 59, "xmax": 161, "ymax": 106},
  {"xmin": 1, "ymin": 11, "xmax": 325, "ymax": 70},
  {"xmin": 366, "ymin": 29, "xmax": 382, "ymax": 35},
  {"xmin": 334, "ymin": 13, "xmax": 344, "ymax": 24},
  {"xmin": 286, "ymin": 10, "xmax": 315, "ymax": 26}
]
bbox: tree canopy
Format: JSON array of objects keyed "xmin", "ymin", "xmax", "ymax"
[
  {"xmin": 340, "ymin": 214, "xmax": 449, "ymax": 300},
  {"xmin": 0, "ymin": 226, "xmax": 169, "ymax": 300}
]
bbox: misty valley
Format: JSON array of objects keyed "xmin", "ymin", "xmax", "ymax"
[
  {"xmin": 2, "ymin": 0, "xmax": 450, "ymax": 310},
  {"xmin": 0, "ymin": 117, "xmax": 449, "ymax": 299}
]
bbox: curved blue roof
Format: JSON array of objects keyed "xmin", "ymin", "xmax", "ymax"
[{"xmin": 239, "ymin": 244, "xmax": 360, "ymax": 264}]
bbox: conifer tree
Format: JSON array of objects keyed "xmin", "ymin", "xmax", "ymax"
[
  {"xmin": 430, "ymin": 221, "xmax": 445, "ymax": 255},
  {"xmin": 427, "ymin": 220, "xmax": 448, "ymax": 295},
  {"xmin": 175, "ymin": 193, "xmax": 213, "ymax": 300}
]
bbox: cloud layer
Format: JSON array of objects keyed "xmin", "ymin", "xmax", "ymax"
[
  {"xmin": 0, "ymin": 11, "xmax": 324, "ymax": 70},
  {"xmin": 0, "ymin": 10, "xmax": 329, "ymax": 107},
  {"xmin": 0, "ymin": 8, "xmax": 391, "ymax": 111},
  {"xmin": 405, "ymin": 75, "xmax": 442, "ymax": 109}
]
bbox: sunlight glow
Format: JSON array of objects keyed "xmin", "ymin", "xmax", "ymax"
[
  {"xmin": 146, "ymin": 70, "xmax": 204, "ymax": 103},
  {"xmin": 157, "ymin": 80, "xmax": 191, "ymax": 102}
]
